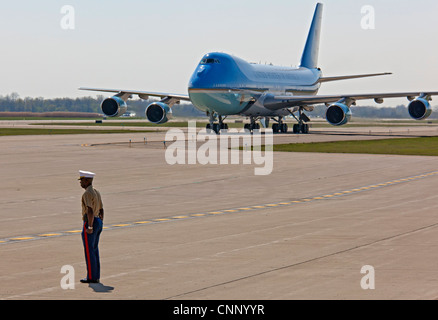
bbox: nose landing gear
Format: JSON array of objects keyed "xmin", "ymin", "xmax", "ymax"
[
  {"xmin": 244, "ymin": 117, "xmax": 260, "ymax": 132},
  {"xmin": 206, "ymin": 113, "xmax": 228, "ymax": 134}
]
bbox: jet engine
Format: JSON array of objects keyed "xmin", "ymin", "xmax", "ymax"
[
  {"xmin": 325, "ymin": 102, "xmax": 352, "ymax": 126},
  {"xmin": 408, "ymin": 97, "xmax": 432, "ymax": 120},
  {"xmin": 101, "ymin": 96, "xmax": 127, "ymax": 117},
  {"xmin": 145, "ymin": 102, "xmax": 173, "ymax": 124}
]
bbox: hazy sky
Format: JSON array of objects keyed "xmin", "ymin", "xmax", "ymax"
[{"xmin": 1, "ymin": 0, "xmax": 437, "ymax": 107}]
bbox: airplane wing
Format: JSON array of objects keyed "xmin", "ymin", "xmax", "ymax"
[
  {"xmin": 264, "ymin": 91, "xmax": 438, "ymax": 110},
  {"xmin": 79, "ymin": 87, "xmax": 191, "ymax": 102}
]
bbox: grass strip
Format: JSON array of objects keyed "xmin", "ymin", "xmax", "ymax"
[
  {"xmin": 0, "ymin": 128, "xmax": 155, "ymax": 136},
  {"xmin": 273, "ymin": 137, "xmax": 438, "ymax": 156},
  {"xmin": 31, "ymin": 121, "xmax": 244, "ymax": 128}
]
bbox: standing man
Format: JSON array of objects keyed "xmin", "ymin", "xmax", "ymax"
[{"xmin": 78, "ymin": 170, "xmax": 104, "ymax": 284}]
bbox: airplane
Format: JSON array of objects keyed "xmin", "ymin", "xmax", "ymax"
[{"xmin": 80, "ymin": 3, "xmax": 438, "ymax": 134}]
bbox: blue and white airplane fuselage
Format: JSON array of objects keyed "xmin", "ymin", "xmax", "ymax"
[{"xmin": 188, "ymin": 52, "xmax": 321, "ymax": 117}]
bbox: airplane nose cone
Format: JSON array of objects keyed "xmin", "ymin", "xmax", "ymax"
[
  {"xmin": 189, "ymin": 66, "xmax": 210, "ymax": 89},
  {"xmin": 197, "ymin": 66, "xmax": 206, "ymax": 76}
]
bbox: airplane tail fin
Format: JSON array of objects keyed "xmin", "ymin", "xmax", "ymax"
[{"xmin": 300, "ymin": 3, "xmax": 323, "ymax": 69}]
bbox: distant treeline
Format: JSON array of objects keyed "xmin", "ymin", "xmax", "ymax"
[
  {"xmin": 0, "ymin": 93, "xmax": 437, "ymax": 119},
  {"xmin": 0, "ymin": 93, "xmax": 104, "ymax": 114},
  {"xmin": 0, "ymin": 93, "xmax": 205, "ymax": 118}
]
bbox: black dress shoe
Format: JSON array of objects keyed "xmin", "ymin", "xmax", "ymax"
[{"xmin": 80, "ymin": 278, "xmax": 100, "ymax": 283}]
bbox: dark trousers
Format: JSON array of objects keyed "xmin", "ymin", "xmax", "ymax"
[{"xmin": 81, "ymin": 217, "xmax": 103, "ymax": 281}]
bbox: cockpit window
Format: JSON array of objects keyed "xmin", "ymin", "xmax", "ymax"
[{"xmin": 200, "ymin": 58, "xmax": 220, "ymax": 65}]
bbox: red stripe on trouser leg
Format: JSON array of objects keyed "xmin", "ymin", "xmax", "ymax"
[{"xmin": 83, "ymin": 223, "xmax": 92, "ymax": 279}]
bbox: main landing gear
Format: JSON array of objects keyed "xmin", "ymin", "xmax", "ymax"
[
  {"xmin": 270, "ymin": 107, "xmax": 310, "ymax": 134},
  {"xmin": 289, "ymin": 107, "xmax": 310, "ymax": 134},
  {"xmin": 272, "ymin": 117, "xmax": 288, "ymax": 133},
  {"xmin": 206, "ymin": 112, "xmax": 260, "ymax": 134},
  {"xmin": 205, "ymin": 108, "xmax": 311, "ymax": 135}
]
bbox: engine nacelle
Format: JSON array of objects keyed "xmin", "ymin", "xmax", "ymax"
[
  {"xmin": 326, "ymin": 102, "xmax": 352, "ymax": 126},
  {"xmin": 101, "ymin": 96, "xmax": 127, "ymax": 117},
  {"xmin": 408, "ymin": 98, "xmax": 432, "ymax": 120},
  {"xmin": 145, "ymin": 102, "xmax": 172, "ymax": 124}
]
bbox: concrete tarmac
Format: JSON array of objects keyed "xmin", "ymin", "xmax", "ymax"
[{"xmin": 1, "ymin": 125, "xmax": 438, "ymax": 300}]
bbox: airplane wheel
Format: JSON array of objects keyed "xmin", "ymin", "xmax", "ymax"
[
  {"xmin": 212, "ymin": 123, "xmax": 220, "ymax": 134},
  {"xmin": 302, "ymin": 124, "xmax": 309, "ymax": 134},
  {"xmin": 293, "ymin": 124, "xmax": 299, "ymax": 133},
  {"xmin": 281, "ymin": 123, "xmax": 288, "ymax": 133}
]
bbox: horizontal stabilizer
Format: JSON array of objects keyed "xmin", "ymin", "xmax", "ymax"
[{"xmin": 319, "ymin": 72, "xmax": 392, "ymax": 83}]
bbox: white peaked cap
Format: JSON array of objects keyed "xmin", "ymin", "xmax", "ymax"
[{"xmin": 78, "ymin": 170, "xmax": 96, "ymax": 179}]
